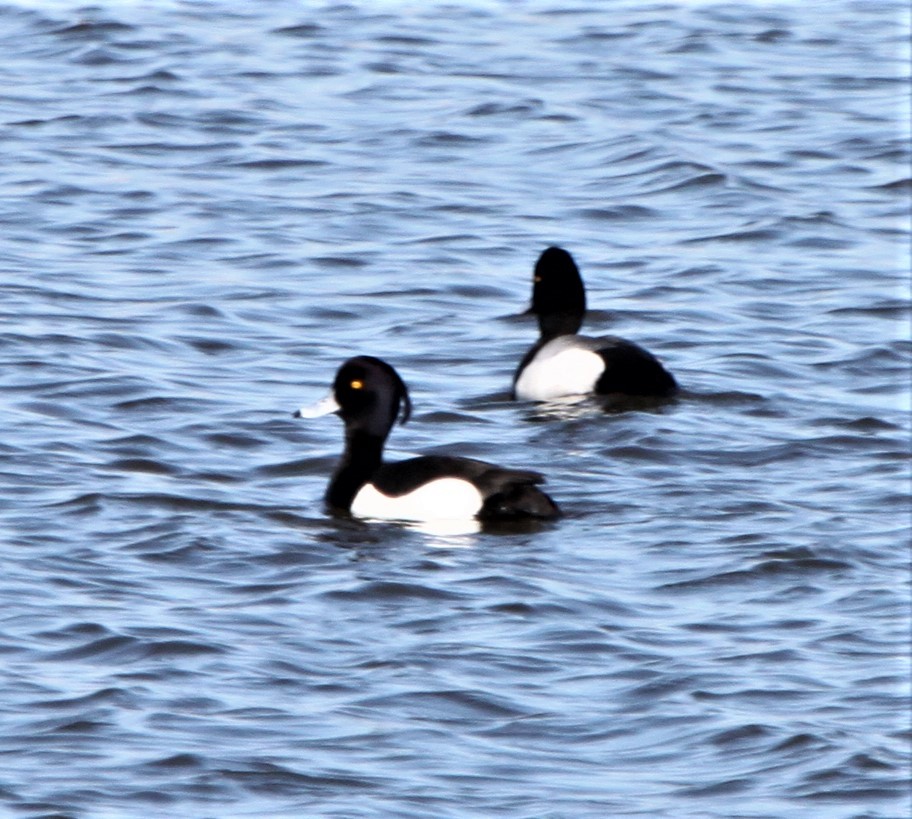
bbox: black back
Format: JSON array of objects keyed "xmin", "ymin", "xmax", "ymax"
[{"xmin": 595, "ymin": 338, "xmax": 678, "ymax": 398}]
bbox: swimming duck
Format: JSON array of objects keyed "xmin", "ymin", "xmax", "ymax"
[
  {"xmin": 297, "ymin": 356, "xmax": 560, "ymax": 522},
  {"xmin": 513, "ymin": 246, "xmax": 677, "ymax": 402}
]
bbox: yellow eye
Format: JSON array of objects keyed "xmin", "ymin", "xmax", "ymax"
[{"xmin": 350, "ymin": 379, "xmax": 363, "ymax": 390}]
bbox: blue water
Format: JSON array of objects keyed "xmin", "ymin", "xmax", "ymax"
[{"xmin": 0, "ymin": 1, "xmax": 909, "ymax": 816}]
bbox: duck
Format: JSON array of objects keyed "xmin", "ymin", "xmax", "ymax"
[
  {"xmin": 513, "ymin": 246, "xmax": 677, "ymax": 402},
  {"xmin": 296, "ymin": 356, "xmax": 561, "ymax": 523}
]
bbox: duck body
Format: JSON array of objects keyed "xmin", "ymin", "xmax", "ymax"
[
  {"xmin": 514, "ymin": 334, "xmax": 677, "ymax": 402},
  {"xmin": 299, "ymin": 356, "xmax": 560, "ymax": 523},
  {"xmin": 513, "ymin": 246, "xmax": 677, "ymax": 402},
  {"xmin": 350, "ymin": 455, "xmax": 557, "ymax": 521}
]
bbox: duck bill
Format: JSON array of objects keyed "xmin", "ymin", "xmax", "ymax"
[{"xmin": 294, "ymin": 392, "xmax": 340, "ymax": 419}]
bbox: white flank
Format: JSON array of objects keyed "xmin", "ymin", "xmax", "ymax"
[
  {"xmin": 515, "ymin": 337, "xmax": 604, "ymax": 401},
  {"xmin": 351, "ymin": 478, "xmax": 484, "ymax": 522}
]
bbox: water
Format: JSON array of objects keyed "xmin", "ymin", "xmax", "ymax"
[{"xmin": 0, "ymin": 1, "xmax": 909, "ymax": 816}]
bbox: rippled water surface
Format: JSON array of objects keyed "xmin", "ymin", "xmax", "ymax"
[{"xmin": 1, "ymin": 1, "xmax": 910, "ymax": 816}]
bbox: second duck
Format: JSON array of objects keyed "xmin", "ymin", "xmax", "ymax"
[{"xmin": 513, "ymin": 246, "xmax": 677, "ymax": 402}]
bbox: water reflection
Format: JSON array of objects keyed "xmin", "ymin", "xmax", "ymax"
[{"xmin": 405, "ymin": 517, "xmax": 481, "ymax": 540}]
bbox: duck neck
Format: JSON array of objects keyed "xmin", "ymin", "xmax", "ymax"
[
  {"xmin": 539, "ymin": 310, "xmax": 583, "ymax": 341},
  {"xmin": 326, "ymin": 430, "xmax": 385, "ymax": 511}
]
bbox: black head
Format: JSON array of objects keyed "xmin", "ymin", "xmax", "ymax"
[
  {"xmin": 332, "ymin": 356, "xmax": 412, "ymax": 438},
  {"xmin": 529, "ymin": 246, "xmax": 586, "ymax": 339}
]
